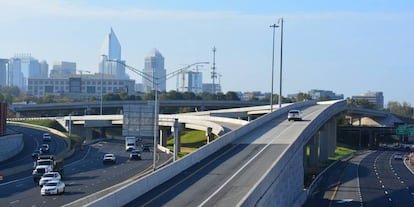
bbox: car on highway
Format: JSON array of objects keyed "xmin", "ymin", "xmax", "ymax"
[
  {"xmin": 288, "ymin": 110, "xmax": 302, "ymax": 121},
  {"xmin": 40, "ymin": 180, "xmax": 65, "ymax": 196},
  {"xmin": 39, "ymin": 172, "xmax": 61, "ymax": 187},
  {"xmin": 394, "ymin": 153, "xmax": 404, "ymax": 160},
  {"xmin": 129, "ymin": 150, "xmax": 142, "ymax": 160},
  {"xmin": 32, "ymin": 149, "xmax": 42, "ymax": 160},
  {"xmin": 40, "ymin": 144, "xmax": 49, "ymax": 153},
  {"xmin": 141, "ymin": 143, "xmax": 151, "ymax": 152},
  {"xmin": 103, "ymin": 153, "xmax": 116, "ymax": 164},
  {"xmin": 42, "ymin": 133, "xmax": 52, "ymax": 142}
]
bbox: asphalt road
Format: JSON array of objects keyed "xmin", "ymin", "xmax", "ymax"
[
  {"xmin": 0, "ymin": 127, "xmax": 171, "ymax": 207},
  {"xmin": 305, "ymin": 150, "xmax": 414, "ymax": 207},
  {"xmin": 126, "ymin": 104, "xmax": 330, "ymax": 206}
]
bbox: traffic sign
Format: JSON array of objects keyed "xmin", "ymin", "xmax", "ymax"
[{"xmin": 396, "ymin": 126, "xmax": 407, "ymax": 135}]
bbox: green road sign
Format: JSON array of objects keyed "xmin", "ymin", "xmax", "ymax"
[{"xmin": 396, "ymin": 126, "xmax": 407, "ymax": 135}]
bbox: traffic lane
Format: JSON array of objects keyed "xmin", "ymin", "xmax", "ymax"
[
  {"xmin": 198, "ymin": 144, "xmax": 288, "ymax": 207},
  {"xmin": 125, "ymin": 143, "xmax": 259, "ymax": 207},
  {"xmin": 359, "ymin": 151, "xmax": 414, "ymax": 207},
  {"xmin": 329, "ymin": 153, "xmax": 368, "ymax": 207},
  {"xmin": 0, "ymin": 139, "xmax": 162, "ymax": 207},
  {"xmin": 374, "ymin": 151, "xmax": 414, "ymax": 206},
  {"xmin": 0, "ymin": 126, "xmax": 66, "ymax": 182}
]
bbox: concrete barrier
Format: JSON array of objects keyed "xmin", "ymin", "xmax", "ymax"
[
  {"xmin": 0, "ymin": 134, "xmax": 24, "ymax": 162},
  {"xmin": 86, "ymin": 101, "xmax": 317, "ymax": 207}
]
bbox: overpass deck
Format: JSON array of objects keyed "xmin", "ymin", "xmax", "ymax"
[{"xmin": 125, "ymin": 103, "xmax": 331, "ymax": 206}]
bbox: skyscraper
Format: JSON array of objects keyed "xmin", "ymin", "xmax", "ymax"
[
  {"xmin": 143, "ymin": 49, "xmax": 166, "ymax": 93},
  {"xmin": 7, "ymin": 54, "xmax": 42, "ymax": 91},
  {"xmin": 99, "ymin": 28, "xmax": 127, "ymax": 79},
  {"xmin": 0, "ymin": 59, "xmax": 8, "ymax": 87}
]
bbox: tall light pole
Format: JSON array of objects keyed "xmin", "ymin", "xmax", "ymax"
[
  {"xmin": 107, "ymin": 59, "xmax": 208, "ymax": 171},
  {"xmin": 100, "ymin": 55, "xmax": 106, "ymax": 115},
  {"xmin": 278, "ymin": 18, "xmax": 284, "ymax": 108},
  {"xmin": 270, "ymin": 23, "xmax": 278, "ymax": 112}
]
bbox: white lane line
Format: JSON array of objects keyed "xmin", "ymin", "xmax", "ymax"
[{"xmin": 199, "ymin": 124, "xmax": 293, "ymax": 207}]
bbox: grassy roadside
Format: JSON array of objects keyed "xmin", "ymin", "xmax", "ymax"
[
  {"xmin": 166, "ymin": 130, "xmax": 207, "ymax": 158},
  {"xmin": 304, "ymin": 144, "xmax": 356, "ymax": 188}
]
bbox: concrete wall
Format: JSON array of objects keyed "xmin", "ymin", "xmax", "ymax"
[
  {"xmin": 86, "ymin": 101, "xmax": 317, "ymax": 207},
  {"xmin": 0, "ymin": 134, "xmax": 24, "ymax": 162}
]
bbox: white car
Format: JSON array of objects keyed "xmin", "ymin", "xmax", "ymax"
[
  {"xmin": 103, "ymin": 153, "xmax": 116, "ymax": 164},
  {"xmin": 39, "ymin": 172, "xmax": 61, "ymax": 186},
  {"xmin": 288, "ymin": 110, "xmax": 302, "ymax": 121},
  {"xmin": 41, "ymin": 180, "xmax": 65, "ymax": 195}
]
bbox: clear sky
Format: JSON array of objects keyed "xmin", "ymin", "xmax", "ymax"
[{"xmin": 1, "ymin": 0, "xmax": 413, "ymax": 106}]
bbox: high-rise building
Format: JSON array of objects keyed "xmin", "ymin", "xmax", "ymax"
[
  {"xmin": 7, "ymin": 54, "xmax": 42, "ymax": 91},
  {"xmin": 40, "ymin": 60, "xmax": 49, "ymax": 78},
  {"xmin": 99, "ymin": 28, "xmax": 127, "ymax": 79},
  {"xmin": 177, "ymin": 70, "xmax": 203, "ymax": 93},
  {"xmin": 0, "ymin": 59, "xmax": 8, "ymax": 87},
  {"xmin": 7, "ymin": 57, "xmax": 23, "ymax": 89},
  {"xmin": 50, "ymin": 61, "xmax": 76, "ymax": 78},
  {"xmin": 143, "ymin": 49, "xmax": 166, "ymax": 93}
]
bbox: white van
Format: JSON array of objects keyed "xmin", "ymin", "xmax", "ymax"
[{"xmin": 125, "ymin": 137, "xmax": 137, "ymax": 151}]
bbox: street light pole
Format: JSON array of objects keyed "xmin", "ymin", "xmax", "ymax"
[
  {"xmin": 278, "ymin": 18, "xmax": 284, "ymax": 109},
  {"xmin": 270, "ymin": 23, "xmax": 278, "ymax": 112},
  {"xmin": 153, "ymin": 78, "xmax": 158, "ymax": 171}
]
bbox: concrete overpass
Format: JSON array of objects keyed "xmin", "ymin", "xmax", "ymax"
[
  {"xmin": 7, "ymin": 100, "xmax": 403, "ymax": 206},
  {"xmin": 9, "ymin": 100, "xmax": 267, "ymax": 116},
  {"xmin": 60, "ymin": 100, "xmax": 339, "ymax": 206}
]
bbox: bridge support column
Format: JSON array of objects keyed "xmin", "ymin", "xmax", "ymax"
[
  {"xmin": 319, "ymin": 126, "xmax": 329, "ymax": 162},
  {"xmin": 72, "ymin": 125, "xmax": 94, "ymax": 141},
  {"xmin": 159, "ymin": 126, "xmax": 171, "ymax": 147},
  {"xmin": 309, "ymin": 135, "xmax": 319, "ymax": 167},
  {"xmin": 328, "ymin": 118, "xmax": 337, "ymax": 157}
]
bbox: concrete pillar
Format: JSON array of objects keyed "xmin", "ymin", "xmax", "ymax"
[
  {"xmin": 319, "ymin": 126, "xmax": 329, "ymax": 162},
  {"xmin": 173, "ymin": 119, "xmax": 180, "ymax": 161},
  {"xmin": 207, "ymin": 127, "xmax": 214, "ymax": 143},
  {"xmin": 159, "ymin": 126, "xmax": 171, "ymax": 147},
  {"xmin": 328, "ymin": 118, "xmax": 337, "ymax": 157},
  {"xmin": 309, "ymin": 135, "xmax": 319, "ymax": 167}
]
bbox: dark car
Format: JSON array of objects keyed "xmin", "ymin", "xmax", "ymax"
[
  {"xmin": 42, "ymin": 133, "xmax": 52, "ymax": 142},
  {"xmin": 141, "ymin": 143, "xmax": 151, "ymax": 152},
  {"xmin": 32, "ymin": 150, "xmax": 42, "ymax": 159},
  {"xmin": 129, "ymin": 150, "xmax": 142, "ymax": 160},
  {"xmin": 40, "ymin": 144, "xmax": 49, "ymax": 153}
]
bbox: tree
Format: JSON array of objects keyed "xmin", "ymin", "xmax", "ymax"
[
  {"xmin": 388, "ymin": 101, "xmax": 413, "ymax": 118},
  {"xmin": 225, "ymin": 91, "xmax": 240, "ymax": 101},
  {"xmin": 296, "ymin": 92, "xmax": 312, "ymax": 102},
  {"xmin": 347, "ymin": 98, "xmax": 376, "ymax": 109}
]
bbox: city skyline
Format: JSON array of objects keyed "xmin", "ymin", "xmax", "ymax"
[{"xmin": 0, "ymin": 0, "xmax": 413, "ymax": 106}]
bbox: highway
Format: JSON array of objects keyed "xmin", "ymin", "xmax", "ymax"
[
  {"xmin": 305, "ymin": 151, "xmax": 414, "ymax": 207},
  {"xmin": 125, "ymin": 104, "xmax": 330, "ymax": 206},
  {"xmin": 0, "ymin": 127, "xmax": 171, "ymax": 207}
]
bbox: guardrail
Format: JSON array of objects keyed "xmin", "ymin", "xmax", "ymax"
[{"xmin": 86, "ymin": 100, "xmax": 317, "ymax": 207}]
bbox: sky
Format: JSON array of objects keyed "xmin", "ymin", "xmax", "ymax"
[{"xmin": 0, "ymin": 0, "xmax": 413, "ymax": 106}]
